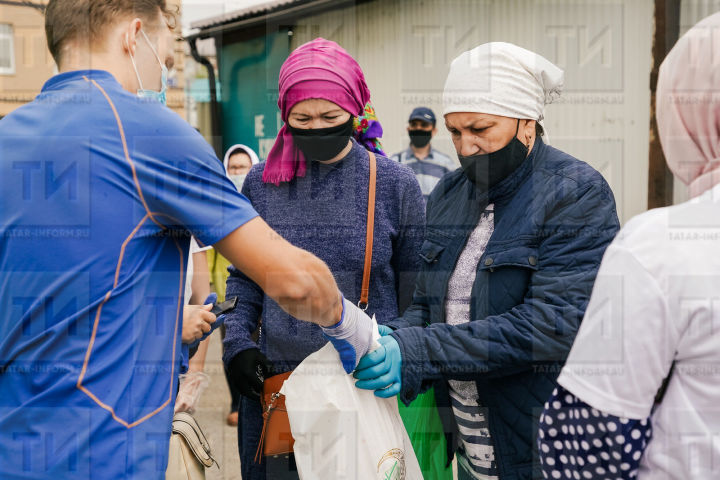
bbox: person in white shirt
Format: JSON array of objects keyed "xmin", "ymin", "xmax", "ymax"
[{"xmin": 538, "ymin": 12, "xmax": 720, "ymax": 480}]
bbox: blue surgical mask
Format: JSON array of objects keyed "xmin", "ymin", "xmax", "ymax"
[{"xmin": 129, "ymin": 29, "xmax": 168, "ymax": 105}]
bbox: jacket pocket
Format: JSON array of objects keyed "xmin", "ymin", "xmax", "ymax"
[
  {"xmin": 419, "ymin": 239, "xmax": 446, "ymax": 264},
  {"xmin": 479, "ymin": 244, "xmax": 539, "ymax": 272},
  {"xmin": 478, "ymin": 244, "xmax": 539, "ymax": 314}
]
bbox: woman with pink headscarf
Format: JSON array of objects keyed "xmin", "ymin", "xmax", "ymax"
[
  {"xmin": 539, "ymin": 12, "xmax": 720, "ymax": 480},
  {"xmin": 221, "ymin": 38, "xmax": 425, "ymax": 479}
]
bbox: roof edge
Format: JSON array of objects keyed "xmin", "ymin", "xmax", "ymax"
[{"xmin": 187, "ymin": 0, "xmax": 357, "ymax": 39}]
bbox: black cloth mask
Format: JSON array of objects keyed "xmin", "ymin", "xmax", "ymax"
[
  {"xmin": 458, "ymin": 120, "xmax": 529, "ymax": 192},
  {"xmin": 287, "ymin": 116, "xmax": 354, "ymax": 161},
  {"xmin": 409, "ymin": 129, "xmax": 432, "ymax": 148}
]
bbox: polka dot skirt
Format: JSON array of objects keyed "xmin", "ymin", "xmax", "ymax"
[{"xmin": 537, "ymin": 386, "xmax": 652, "ymax": 480}]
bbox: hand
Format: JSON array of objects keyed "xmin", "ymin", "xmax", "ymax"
[
  {"xmin": 228, "ymin": 348, "xmax": 272, "ymax": 401},
  {"xmin": 182, "ymin": 303, "xmax": 216, "ymax": 344},
  {"xmin": 322, "ymin": 296, "xmax": 374, "ymax": 374},
  {"xmin": 353, "ymin": 336, "xmax": 402, "ymax": 398},
  {"xmin": 186, "ymin": 293, "xmax": 227, "ymax": 349},
  {"xmin": 174, "ymin": 371, "xmax": 210, "ymax": 414},
  {"xmin": 378, "ymin": 324, "xmax": 393, "ymax": 336}
]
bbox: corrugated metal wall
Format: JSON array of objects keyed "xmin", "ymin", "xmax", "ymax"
[{"xmin": 291, "ymin": 0, "xmax": 654, "ymax": 223}]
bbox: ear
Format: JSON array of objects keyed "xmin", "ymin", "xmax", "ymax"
[
  {"xmin": 123, "ymin": 18, "xmax": 143, "ymax": 55},
  {"xmin": 432, "ymin": 127, "xmax": 438, "ymax": 136},
  {"xmin": 524, "ymin": 120, "xmax": 536, "ymax": 143}
]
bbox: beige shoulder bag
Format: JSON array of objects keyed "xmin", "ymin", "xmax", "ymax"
[{"xmin": 166, "ymin": 411, "xmax": 217, "ymax": 480}]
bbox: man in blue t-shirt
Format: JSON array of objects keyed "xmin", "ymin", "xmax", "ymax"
[{"xmin": 0, "ymin": 1, "xmax": 375, "ymax": 478}]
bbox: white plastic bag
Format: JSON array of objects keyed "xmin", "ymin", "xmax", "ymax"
[{"xmin": 282, "ymin": 321, "xmax": 422, "ymax": 480}]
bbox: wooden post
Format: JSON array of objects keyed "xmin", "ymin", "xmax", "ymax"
[{"xmin": 647, "ymin": 0, "xmax": 680, "ymax": 209}]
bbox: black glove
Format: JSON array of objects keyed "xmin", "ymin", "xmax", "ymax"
[{"xmin": 228, "ymin": 348, "xmax": 272, "ymax": 401}]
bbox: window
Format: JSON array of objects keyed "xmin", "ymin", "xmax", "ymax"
[{"xmin": 0, "ymin": 24, "xmax": 15, "ymax": 75}]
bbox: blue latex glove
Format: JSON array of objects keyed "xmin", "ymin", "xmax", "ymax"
[
  {"xmin": 181, "ymin": 293, "xmax": 226, "ymax": 369},
  {"xmin": 353, "ymin": 335, "xmax": 402, "ymax": 398},
  {"xmin": 377, "ymin": 324, "xmax": 393, "ymax": 336},
  {"xmin": 322, "ymin": 295, "xmax": 374, "ymax": 374}
]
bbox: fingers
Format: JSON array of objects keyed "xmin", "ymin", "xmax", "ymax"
[
  {"xmin": 377, "ymin": 325, "xmax": 393, "ymax": 336},
  {"xmin": 355, "ymin": 370, "xmax": 395, "ymax": 390},
  {"xmin": 374, "ymin": 382, "xmax": 401, "ymax": 398},
  {"xmin": 185, "ymin": 326, "xmax": 203, "ymax": 342},
  {"xmin": 377, "ymin": 335, "xmax": 395, "ymax": 347},
  {"xmin": 355, "ymin": 346, "xmax": 386, "ymax": 371},
  {"xmin": 174, "ymin": 400, "xmax": 190, "ymax": 413},
  {"xmin": 237, "ymin": 376, "xmax": 263, "ymax": 401},
  {"xmin": 250, "ymin": 373, "xmax": 263, "ymax": 392},
  {"xmin": 353, "ymin": 358, "xmax": 390, "ymax": 380},
  {"xmin": 199, "ymin": 309, "xmax": 216, "ymax": 325}
]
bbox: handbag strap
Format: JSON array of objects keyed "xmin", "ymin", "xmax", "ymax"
[
  {"xmin": 172, "ymin": 411, "xmax": 217, "ymax": 468},
  {"xmin": 358, "ymin": 151, "xmax": 377, "ymax": 311}
]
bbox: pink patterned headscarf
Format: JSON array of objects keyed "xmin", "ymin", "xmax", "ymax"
[
  {"xmin": 263, "ymin": 38, "xmax": 384, "ymax": 185},
  {"xmin": 657, "ymin": 12, "xmax": 720, "ymax": 198}
]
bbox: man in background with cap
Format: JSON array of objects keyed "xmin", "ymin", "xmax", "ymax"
[{"xmin": 391, "ymin": 106, "xmax": 455, "ymax": 200}]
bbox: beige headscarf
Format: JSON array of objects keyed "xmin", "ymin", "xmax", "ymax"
[{"xmin": 657, "ymin": 12, "xmax": 720, "ymax": 198}]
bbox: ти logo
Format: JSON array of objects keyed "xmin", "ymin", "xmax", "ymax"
[{"xmin": 377, "ymin": 448, "xmax": 406, "ymax": 480}]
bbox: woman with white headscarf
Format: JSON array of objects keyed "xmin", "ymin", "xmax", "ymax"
[
  {"xmin": 539, "ymin": 13, "xmax": 720, "ymax": 480},
  {"xmin": 207, "ymin": 143, "xmax": 260, "ymax": 426},
  {"xmin": 209, "ymin": 144, "xmax": 261, "ymax": 303},
  {"xmin": 223, "ymin": 144, "xmax": 260, "ymax": 192},
  {"xmin": 354, "ymin": 42, "xmax": 620, "ymax": 479}
]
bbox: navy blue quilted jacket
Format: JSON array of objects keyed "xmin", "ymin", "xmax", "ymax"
[{"xmin": 387, "ymin": 138, "xmax": 620, "ymax": 479}]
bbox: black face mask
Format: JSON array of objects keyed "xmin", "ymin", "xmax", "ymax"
[
  {"xmin": 287, "ymin": 116, "xmax": 354, "ymax": 161},
  {"xmin": 458, "ymin": 120, "xmax": 528, "ymax": 192},
  {"xmin": 408, "ymin": 129, "xmax": 432, "ymax": 148}
]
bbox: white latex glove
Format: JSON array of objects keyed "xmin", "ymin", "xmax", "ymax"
[{"xmin": 174, "ymin": 372, "xmax": 210, "ymax": 414}]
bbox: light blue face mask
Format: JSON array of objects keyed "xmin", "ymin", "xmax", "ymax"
[
  {"xmin": 228, "ymin": 173, "xmax": 247, "ymax": 191},
  {"xmin": 129, "ymin": 29, "xmax": 168, "ymax": 105}
]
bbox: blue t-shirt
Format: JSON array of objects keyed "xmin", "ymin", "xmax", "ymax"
[{"xmin": 0, "ymin": 70, "xmax": 257, "ymax": 479}]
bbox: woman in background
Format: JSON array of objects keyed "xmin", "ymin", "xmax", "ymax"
[{"xmin": 207, "ymin": 143, "xmax": 260, "ymax": 426}]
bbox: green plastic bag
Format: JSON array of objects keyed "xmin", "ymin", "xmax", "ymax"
[{"xmin": 398, "ymin": 388, "xmax": 453, "ymax": 480}]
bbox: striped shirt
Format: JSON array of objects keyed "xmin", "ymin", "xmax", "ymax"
[
  {"xmin": 445, "ymin": 205, "xmax": 498, "ymax": 480},
  {"xmin": 391, "ymin": 146, "xmax": 456, "ymax": 199}
]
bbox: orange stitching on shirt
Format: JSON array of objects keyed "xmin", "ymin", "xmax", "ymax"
[
  {"xmin": 84, "ymin": 76, "xmax": 165, "ymax": 231},
  {"xmin": 76, "ymin": 213, "xmax": 185, "ymax": 428},
  {"xmin": 75, "ymin": 77, "xmax": 186, "ymax": 428}
]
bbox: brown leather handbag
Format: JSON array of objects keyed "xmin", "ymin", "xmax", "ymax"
[{"xmin": 254, "ymin": 151, "xmax": 378, "ymax": 462}]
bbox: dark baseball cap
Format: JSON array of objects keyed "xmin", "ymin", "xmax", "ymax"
[{"xmin": 408, "ymin": 107, "xmax": 436, "ymax": 125}]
